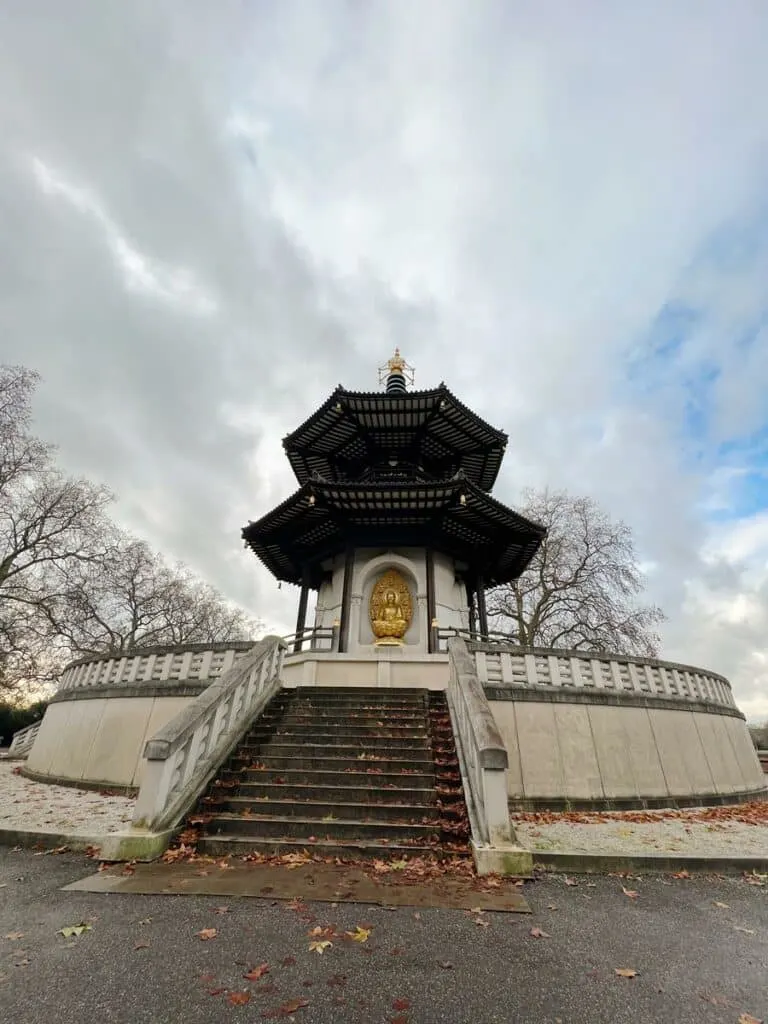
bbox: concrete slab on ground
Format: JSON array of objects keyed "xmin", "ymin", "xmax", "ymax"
[{"xmin": 63, "ymin": 859, "xmax": 531, "ymax": 912}]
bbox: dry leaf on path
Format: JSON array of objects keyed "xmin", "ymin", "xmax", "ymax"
[
  {"xmin": 712, "ymin": 901, "xmax": 729, "ymax": 909},
  {"xmin": 227, "ymin": 992, "xmax": 251, "ymax": 1006},
  {"xmin": 4, "ymin": 932, "xmax": 23, "ymax": 940},
  {"xmin": 309, "ymin": 940, "xmax": 332, "ymax": 954},
  {"xmin": 346, "ymin": 926, "xmax": 371, "ymax": 943},
  {"xmin": 738, "ymin": 1015, "xmax": 763, "ymax": 1024},
  {"xmin": 734, "ymin": 926, "xmax": 756, "ymax": 934},
  {"xmin": 197, "ymin": 928, "xmax": 217, "ymax": 941},
  {"xmin": 621, "ymin": 887, "xmax": 639, "ymax": 899},
  {"xmin": 392, "ymin": 998, "xmax": 411, "ymax": 1011},
  {"xmin": 529, "ymin": 927, "xmax": 549, "ymax": 938},
  {"xmin": 244, "ymin": 963, "xmax": 270, "ymax": 981},
  {"xmin": 263, "ymin": 997, "xmax": 310, "ymax": 1018},
  {"xmin": 134, "ymin": 941, "xmax": 150, "ymax": 950},
  {"xmin": 564, "ymin": 877, "xmax": 578, "ymax": 886},
  {"xmin": 614, "ymin": 968, "xmax": 639, "ymax": 978},
  {"xmin": 59, "ymin": 923, "xmax": 92, "ymax": 938}
]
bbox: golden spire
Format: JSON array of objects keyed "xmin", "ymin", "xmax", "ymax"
[{"xmin": 378, "ymin": 348, "xmax": 415, "ymax": 391}]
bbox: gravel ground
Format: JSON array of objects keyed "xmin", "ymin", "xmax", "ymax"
[
  {"xmin": 513, "ymin": 808, "xmax": 768, "ymax": 857},
  {"xmin": 0, "ymin": 762, "xmax": 135, "ymax": 836},
  {"xmin": 1, "ymin": 847, "xmax": 767, "ymax": 1024}
]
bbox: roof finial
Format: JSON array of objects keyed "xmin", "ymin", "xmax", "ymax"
[{"xmin": 378, "ymin": 348, "xmax": 414, "ymax": 394}]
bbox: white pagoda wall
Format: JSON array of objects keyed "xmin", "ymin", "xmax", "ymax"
[{"xmin": 313, "ymin": 547, "xmax": 469, "ymax": 654}]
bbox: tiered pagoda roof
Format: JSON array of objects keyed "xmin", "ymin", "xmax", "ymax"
[
  {"xmin": 283, "ymin": 384, "xmax": 507, "ymax": 492},
  {"xmin": 242, "ymin": 356, "xmax": 545, "ymax": 588}
]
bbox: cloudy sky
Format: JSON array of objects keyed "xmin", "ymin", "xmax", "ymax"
[{"xmin": 2, "ymin": 1, "xmax": 768, "ymax": 719}]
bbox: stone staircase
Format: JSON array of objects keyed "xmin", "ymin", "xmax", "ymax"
[{"xmin": 187, "ymin": 686, "xmax": 468, "ymax": 859}]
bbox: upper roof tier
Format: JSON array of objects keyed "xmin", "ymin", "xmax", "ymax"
[{"xmin": 283, "ymin": 383, "xmax": 508, "ymax": 492}]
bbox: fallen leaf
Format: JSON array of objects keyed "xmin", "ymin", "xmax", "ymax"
[
  {"xmin": 671, "ymin": 870, "xmax": 689, "ymax": 879},
  {"xmin": 59, "ymin": 923, "xmax": 92, "ymax": 938},
  {"xmin": 621, "ymin": 887, "xmax": 639, "ymax": 900},
  {"xmin": 529, "ymin": 927, "xmax": 550, "ymax": 938},
  {"xmin": 393, "ymin": 997, "xmax": 411, "ymax": 1011},
  {"xmin": 197, "ymin": 928, "xmax": 217, "ymax": 941},
  {"xmin": 281, "ymin": 956, "xmax": 296, "ymax": 966},
  {"xmin": 207, "ymin": 987, "xmax": 227, "ymax": 997},
  {"xmin": 134, "ymin": 941, "xmax": 150, "ymax": 950},
  {"xmin": 734, "ymin": 926, "xmax": 756, "ymax": 934},
  {"xmin": 614, "ymin": 968, "xmax": 638, "ymax": 979},
  {"xmin": 712, "ymin": 901, "xmax": 730, "ymax": 909},
  {"xmin": 474, "ymin": 917, "xmax": 490, "ymax": 927},
  {"xmin": 244, "ymin": 963, "xmax": 270, "ymax": 981},
  {"xmin": 439, "ymin": 961, "xmax": 454, "ymax": 970},
  {"xmin": 213, "ymin": 906, "xmax": 230, "ymax": 914},
  {"xmin": 4, "ymin": 933, "xmax": 23, "ymax": 941},
  {"xmin": 738, "ymin": 1015, "xmax": 763, "ymax": 1024},
  {"xmin": 309, "ymin": 940, "xmax": 332, "ymax": 954},
  {"xmin": 227, "ymin": 991, "xmax": 251, "ymax": 1006},
  {"xmin": 564, "ymin": 877, "xmax": 578, "ymax": 886},
  {"xmin": 262, "ymin": 997, "xmax": 310, "ymax": 1018},
  {"xmin": 346, "ymin": 926, "xmax": 371, "ymax": 943}
]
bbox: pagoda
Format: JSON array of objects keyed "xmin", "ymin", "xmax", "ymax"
[{"xmin": 242, "ymin": 351, "xmax": 545, "ymax": 656}]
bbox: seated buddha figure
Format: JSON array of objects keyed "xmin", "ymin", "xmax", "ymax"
[{"xmin": 370, "ymin": 571, "xmax": 412, "ymax": 645}]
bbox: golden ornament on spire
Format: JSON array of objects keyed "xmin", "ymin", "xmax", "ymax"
[{"xmin": 378, "ymin": 348, "xmax": 415, "ymax": 390}]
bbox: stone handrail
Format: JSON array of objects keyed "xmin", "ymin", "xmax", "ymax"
[
  {"xmin": 56, "ymin": 641, "xmax": 255, "ymax": 693},
  {"xmin": 132, "ymin": 636, "xmax": 285, "ymax": 832},
  {"xmin": 446, "ymin": 637, "xmax": 513, "ymax": 846},
  {"xmin": 8, "ymin": 721, "xmax": 41, "ymax": 758},
  {"xmin": 466, "ymin": 640, "xmax": 737, "ymax": 710}
]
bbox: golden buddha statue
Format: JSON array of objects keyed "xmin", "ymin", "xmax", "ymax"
[{"xmin": 370, "ymin": 569, "xmax": 412, "ymax": 645}]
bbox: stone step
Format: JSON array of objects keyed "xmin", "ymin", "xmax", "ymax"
[
  {"xmin": 238, "ymin": 753, "xmax": 435, "ymax": 772},
  {"xmin": 205, "ymin": 812, "xmax": 439, "ymax": 842},
  {"xmin": 258, "ymin": 711, "xmax": 429, "ymax": 727},
  {"xmin": 220, "ymin": 797, "xmax": 438, "ymax": 823},
  {"xmin": 195, "ymin": 835, "xmax": 442, "ymax": 860},
  {"xmin": 217, "ymin": 767, "xmax": 436, "ymax": 788},
  {"xmin": 238, "ymin": 744, "xmax": 433, "ymax": 763},
  {"xmin": 249, "ymin": 722, "xmax": 429, "ymax": 739},
  {"xmin": 228, "ymin": 781, "xmax": 437, "ymax": 805},
  {"xmin": 291, "ymin": 694, "xmax": 427, "ymax": 708},
  {"xmin": 241, "ymin": 734, "xmax": 431, "ymax": 753}
]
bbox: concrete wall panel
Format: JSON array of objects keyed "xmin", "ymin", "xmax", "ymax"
[
  {"xmin": 553, "ymin": 703, "xmax": 603, "ymax": 800},
  {"xmin": 489, "ymin": 703, "xmax": 524, "ymax": 798},
  {"xmin": 693, "ymin": 713, "xmax": 741, "ymax": 794},
  {"xmin": 514, "ymin": 703, "xmax": 564, "ymax": 799},
  {"xmin": 587, "ymin": 705, "xmax": 636, "ymax": 797},
  {"xmin": 618, "ymin": 707, "xmax": 668, "ymax": 798}
]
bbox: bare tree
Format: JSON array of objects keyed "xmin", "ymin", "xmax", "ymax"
[
  {"xmin": 54, "ymin": 536, "xmax": 258, "ymax": 655},
  {"xmin": 488, "ymin": 488, "xmax": 665, "ymax": 656},
  {"xmin": 1, "ymin": 365, "xmax": 259, "ymax": 693},
  {"xmin": 0, "ymin": 367, "xmax": 113, "ymax": 692}
]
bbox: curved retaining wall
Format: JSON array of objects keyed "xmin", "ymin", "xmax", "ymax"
[
  {"xmin": 25, "ymin": 641, "xmax": 255, "ymax": 790},
  {"xmin": 468, "ymin": 643, "xmax": 767, "ymax": 810}
]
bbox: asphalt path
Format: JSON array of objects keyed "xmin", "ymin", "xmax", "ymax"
[{"xmin": 0, "ymin": 848, "xmax": 766, "ymax": 1024}]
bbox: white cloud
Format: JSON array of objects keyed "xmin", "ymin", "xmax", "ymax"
[{"xmin": 2, "ymin": 1, "xmax": 768, "ymax": 719}]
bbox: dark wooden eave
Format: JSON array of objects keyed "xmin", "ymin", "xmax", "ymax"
[
  {"xmin": 282, "ymin": 384, "xmax": 507, "ymax": 492},
  {"xmin": 241, "ymin": 477, "xmax": 544, "ymax": 588}
]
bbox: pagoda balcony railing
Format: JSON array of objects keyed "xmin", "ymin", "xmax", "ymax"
[
  {"xmin": 282, "ymin": 626, "xmax": 337, "ymax": 655},
  {"xmin": 437, "ymin": 628, "xmax": 737, "ymax": 711}
]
